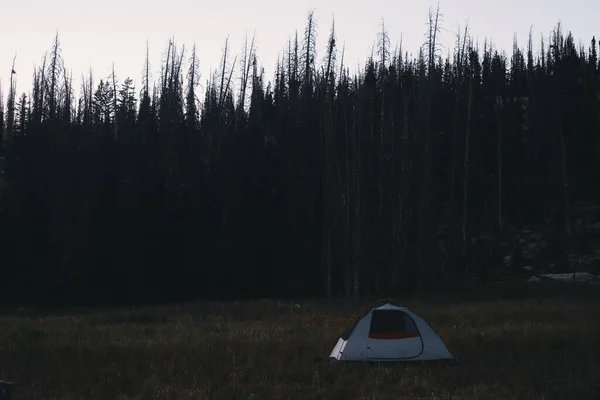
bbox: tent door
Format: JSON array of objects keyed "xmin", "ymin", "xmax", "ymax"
[{"xmin": 366, "ymin": 310, "xmax": 423, "ymax": 360}]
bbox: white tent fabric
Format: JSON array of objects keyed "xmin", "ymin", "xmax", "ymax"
[{"xmin": 329, "ymin": 303, "xmax": 454, "ymax": 362}]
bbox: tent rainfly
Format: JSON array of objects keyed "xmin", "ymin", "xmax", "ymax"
[{"xmin": 329, "ymin": 303, "xmax": 454, "ymax": 362}]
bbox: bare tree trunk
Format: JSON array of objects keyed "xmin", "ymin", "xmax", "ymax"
[
  {"xmin": 462, "ymin": 72, "xmax": 473, "ymax": 254},
  {"xmin": 320, "ymin": 95, "xmax": 333, "ymax": 298},
  {"xmin": 303, "ymin": 11, "xmax": 315, "ymax": 90},
  {"xmin": 378, "ymin": 23, "xmax": 390, "ymax": 287},
  {"xmin": 392, "ymin": 94, "xmax": 411, "ymax": 286},
  {"xmin": 344, "ymin": 98, "xmax": 352, "ymax": 297},
  {"xmin": 497, "ymin": 101, "xmax": 503, "ymax": 231},
  {"xmin": 321, "ymin": 123, "xmax": 333, "ymax": 297},
  {"xmin": 38, "ymin": 54, "xmax": 47, "ymax": 124},
  {"xmin": 416, "ymin": 5, "xmax": 440, "ymax": 289},
  {"xmin": 390, "ymin": 105, "xmax": 399, "ymax": 287},
  {"xmin": 353, "ymin": 176, "xmax": 361, "ymax": 299},
  {"xmin": 237, "ymin": 33, "xmax": 256, "ymax": 125},
  {"xmin": 321, "ymin": 23, "xmax": 338, "ymax": 298},
  {"xmin": 552, "ymin": 46, "xmax": 572, "ymax": 236},
  {"xmin": 218, "ymin": 37, "xmax": 229, "ymax": 109},
  {"xmin": 6, "ymin": 54, "xmax": 17, "ymax": 138},
  {"xmin": 449, "ymin": 24, "xmax": 469, "ymax": 274},
  {"xmin": 557, "ymin": 109, "xmax": 572, "ymax": 236},
  {"xmin": 352, "ymin": 99, "xmax": 361, "ymax": 299},
  {"xmin": 143, "ymin": 41, "xmax": 150, "ymax": 99}
]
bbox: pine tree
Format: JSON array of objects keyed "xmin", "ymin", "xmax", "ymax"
[{"xmin": 17, "ymin": 93, "xmax": 28, "ymax": 134}]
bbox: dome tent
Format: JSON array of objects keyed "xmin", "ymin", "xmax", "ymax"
[{"xmin": 329, "ymin": 302, "xmax": 453, "ymax": 362}]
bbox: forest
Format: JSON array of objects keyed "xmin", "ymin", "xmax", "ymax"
[{"xmin": 0, "ymin": 10, "xmax": 599, "ymax": 306}]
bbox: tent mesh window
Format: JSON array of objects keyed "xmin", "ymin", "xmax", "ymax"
[{"xmin": 368, "ymin": 310, "xmax": 420, "ymax": 339}]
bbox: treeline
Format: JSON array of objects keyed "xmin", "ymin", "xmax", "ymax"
[{"xmin": 0, "ymin": 11, "xmax": 598, "ymax": 305}]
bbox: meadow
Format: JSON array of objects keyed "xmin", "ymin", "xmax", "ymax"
[{"xmin": 1, "ymin": 283, "xmax": 599, "ymax": 399}]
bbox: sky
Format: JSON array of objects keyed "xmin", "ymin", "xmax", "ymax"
[{"xmin": 0, "ymin": 0, "xmax": 598, "ymax": 104}]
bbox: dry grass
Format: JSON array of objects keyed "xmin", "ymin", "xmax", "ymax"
[{"xmin": 1, "ymin": 284, "xmax": 599, "ymax": 399}]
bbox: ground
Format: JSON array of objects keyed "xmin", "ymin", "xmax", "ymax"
[{"xmin": 1, "ymin": 282, "xmax": 599, "ymax": 400}]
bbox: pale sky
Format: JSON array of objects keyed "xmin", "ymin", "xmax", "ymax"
[{"xmin": 1, "ymin": 0, "xmax": 598, "ymax": 104}]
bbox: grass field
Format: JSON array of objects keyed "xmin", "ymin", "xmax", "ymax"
[{"xmin": 1, "ymin": 283, "xmax": 599, "ymax": 399}]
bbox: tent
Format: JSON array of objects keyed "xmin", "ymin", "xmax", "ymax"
[{"xmin": 329, "ymin": 302, "xmax": 453, "ymax": 362}]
